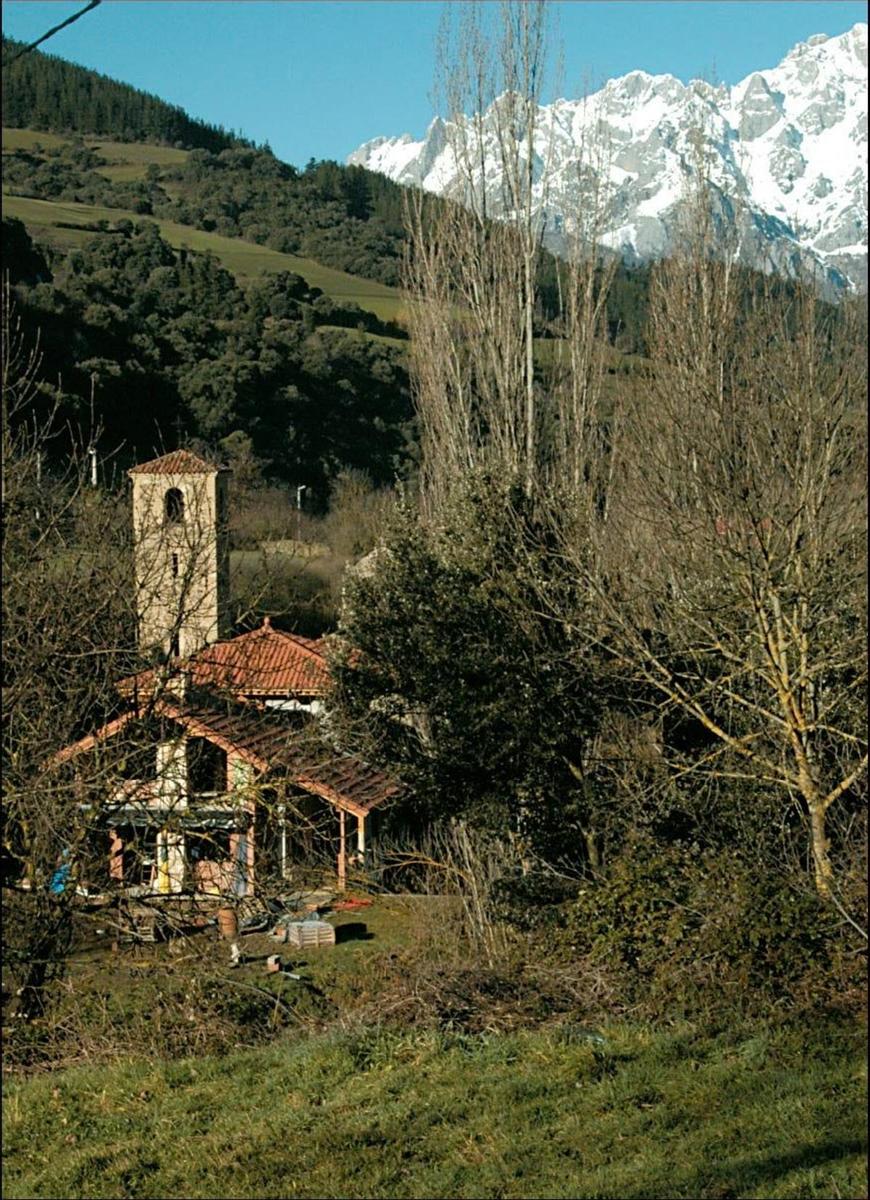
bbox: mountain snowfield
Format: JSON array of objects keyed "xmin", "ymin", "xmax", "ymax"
[{"xmin": 348, "ymin": 23, "xmax": 867, "ymax": 292}]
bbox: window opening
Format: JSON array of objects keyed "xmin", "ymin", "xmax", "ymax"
[
  {"xmin": 187, "ymin": 831, "xmax": 231, "ymax": 863},
  {"xmin": 164, "ymin": 488, "xmax": 184, "ymax": 524},
  {"xmin": 188, "ymin": 738, "xmax": 227, "ymax": 795}
]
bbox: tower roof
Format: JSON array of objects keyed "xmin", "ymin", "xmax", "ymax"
[{"xmin": 128, "ymin": 449, "xmax": 228, "ymax": 476}]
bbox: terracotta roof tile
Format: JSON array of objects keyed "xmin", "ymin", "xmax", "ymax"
[
  {"xmin": 160, "ymin": 701, "xmax": 400, "ymax": 815},
  {"xmin": 52, "ymin": 699, "xmax": 400, "ymax": 817},
  {"xmin": 188, "ymin": 620, "xmax": 329, "ymax": 697},
  {"xmin": 116, "ymin": 619, "xmax": 330, "ymax": 700},
  {"xmin": 115, "ymin": 667, "xmax": 157, "ymax": 700},
  {"xmin": 128, "ymin": 450, "xmax": 227, "ymax": 476}
]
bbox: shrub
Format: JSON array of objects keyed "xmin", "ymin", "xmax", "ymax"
[
  {"xmin": 561, "ymin": 836, "xmax": 866, "ymax": 1019},
  {"xmin": 322, "ymin": 469, "xmax": 394, "ymax": 559},
  {"xmin": 490, "ymin": 868, "xmax": 582, "ymax": 932}
]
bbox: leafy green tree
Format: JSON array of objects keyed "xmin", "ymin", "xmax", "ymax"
[
  {"xmin": 10, "ymin": 224, "xmax": 413, "ymax": 498},
  {"xmin": 331, "ymin": 478, "xmax": 602, "ymax": 859},
  {"xmin": 1, "ymin": 218, "xmax": 51, "ymax": 286}
]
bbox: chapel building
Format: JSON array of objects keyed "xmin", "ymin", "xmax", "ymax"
[{"xmin": 56, "ymin": 450, "xmax": 398, "ymax": 901}]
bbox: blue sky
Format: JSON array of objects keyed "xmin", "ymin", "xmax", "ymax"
[{"xmin": 2, "ymin": 1, "xmax": 866, "ymax": 168}]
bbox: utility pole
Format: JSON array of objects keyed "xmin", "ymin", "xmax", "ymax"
[
  {"xmin": 296, "ymin": 484, "xmax": 307, "ymax": 542},
  {"xmin": 88, "ymin": 374, "xmax": 98, "ymax": 487}
]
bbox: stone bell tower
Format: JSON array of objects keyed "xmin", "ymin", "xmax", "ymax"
[{"xmin": 128, "ymin": 450, "xmax": 231, "ymax": 660}]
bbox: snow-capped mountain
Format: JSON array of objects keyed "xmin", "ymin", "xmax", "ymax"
[{"xmin": 348, "ymin": 23, "xmax": 867, "ymax": 292}]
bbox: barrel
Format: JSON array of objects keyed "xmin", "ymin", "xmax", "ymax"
[{"xmin": 216, "ymin": 907, "xmax": 238, "ymax": 940}]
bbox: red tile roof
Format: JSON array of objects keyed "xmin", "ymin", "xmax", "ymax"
[
  {"xmin": 158, "ymin": 701, "xmax": 401, "ymax": 816},
  {"xmin": 117, "ymin": 619, "xmax": 330, "ymax": 701},
  {"xmin": 52, "ymin": 711, "xmax": 139, "ymax": 764},
  {"xmin": 128, "ymin": 450, "xmax": 227, "ymax": 476},
  {"xmin": 53, "ymin": 700, "xmax": 400, "ymax": 817},
  {"xmin": 188, "ymin": 619, "xmax": 328, "ymax": 697}
]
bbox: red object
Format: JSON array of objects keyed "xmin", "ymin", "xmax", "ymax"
[
  {"xmin": 118, "ymin": 623, "xmax": 328, "ymax": 700},
  {"xmin": 332, "ymin": 897, "xmax": 373, "ymax": 911}
]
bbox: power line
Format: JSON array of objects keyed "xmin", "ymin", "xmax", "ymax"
[{"xmin": 3, "ymin": 1, "xmax": 102, "ymax": 68}]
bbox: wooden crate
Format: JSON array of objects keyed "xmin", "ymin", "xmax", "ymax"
[
  {"xmin": 117, "ymin": 903, "xmax": 161, "ymax": 943},
  {"xmin": 285, "ymin": 920, "xmax": 336, "ymax": 949}
]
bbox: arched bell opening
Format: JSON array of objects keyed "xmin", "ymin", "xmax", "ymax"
[{"xmin": 164, "ymin": 487, "xmax": 184, "ymax": 525}]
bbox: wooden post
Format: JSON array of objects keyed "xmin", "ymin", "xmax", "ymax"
[
  {"xmin": 247, "ymin": 817, "xmax": 255, "ymax": 895},
  {"xmin": 338, "ymin": 808, "xmax": 347, "ymax": 892},
  {"xmin": 279, "ymin": 803, "xmax": 287, "ymax": 880},
  {"xmin": 108, "ymin": 828, "xmax": 124, "ymax": 882}
]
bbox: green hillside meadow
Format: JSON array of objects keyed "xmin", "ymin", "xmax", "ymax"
[
  {"xmin": 2, "ymin": 126, "xmax": 191, "ymax": 169},
  {"xmin": 3, "ymin": 1019, "xmax": 865, "ymax": 1200},
  {"xmin": 2, "ymin": 896, "xmax": 866, "ymax": 1200},
  {"xmin": 1, "ymin": 190, "xmax": 406, "ymax": 325}
]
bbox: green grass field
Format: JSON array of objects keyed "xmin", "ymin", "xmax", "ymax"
[
  {"xmin": 2, "ymin": 183, "xmax": 406, "ymax": 325},
  {"xmin": 2, "ymin": 128, "xmax": 190, "ymax": 166},
  {"xmin": 2, "ymin": 891, "xmax": 867, "ymax": 1200},
  {"xmin": 2, "ymin": 127, "xmax": 190, "ymax": 185},
  {"xmin": 2, "ymin": 128, "xmax": 75, "ymax": 153},
  {"xmin": 3, "ymin": 1016, "xmax": 865, "ymax": 1200}
]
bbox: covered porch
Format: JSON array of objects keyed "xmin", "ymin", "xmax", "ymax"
[{"xmin": 54, "ymin": 696, "xmax": 400, "ymax": 900}]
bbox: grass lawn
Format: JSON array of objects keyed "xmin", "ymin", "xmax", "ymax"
[{"xmin": 3, "ymin": 1012, "xmax": 865, "ymax": 1199}]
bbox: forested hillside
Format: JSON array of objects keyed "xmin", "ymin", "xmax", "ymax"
[
  {"xmin": 1, "ymin": 37, "xmax": 411, "ymax": 288},
  {"xmin": 1, "ymin": 135, "xmax": 412, "ymax": 291},
  {"xmin": 0, "ymin": 38, "xmax": 649, "ymax": 494},
  {"xmin": 0, "ymin": 43, "xmax": 422, "ymax": 496},
  {"xmin": 2, "ymin": 37, "xmax": 652, "ymax": 342},
  {"xmin": 3, "ymin": 216, "xmax": 413, "ymax": 503}
]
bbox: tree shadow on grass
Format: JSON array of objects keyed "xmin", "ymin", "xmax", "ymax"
[{"xmin": 676, "ymin": 1137, "xmax": 867, "ymax": 1200}]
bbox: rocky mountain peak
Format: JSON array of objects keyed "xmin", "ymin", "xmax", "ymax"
[{"xmin": 348, "ymin": 23, "xmax": 867, "ymax": 292}]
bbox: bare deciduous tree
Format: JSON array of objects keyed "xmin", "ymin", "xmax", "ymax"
[
  {"xmin": 561, "ymin": 165, "xmax": 868, "ymax": 905},
  {"xmin": 2, "ymin": 288, "xmax": 139, "ymax": 1015},
  {"xmin": 404, "ymin": 1, "xmax": 558, "ymax": 507}
]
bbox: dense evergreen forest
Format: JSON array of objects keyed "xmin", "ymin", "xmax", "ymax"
[{"xmin": 1, "ymin": 36, "xmax": 254, "ymax": 152}]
